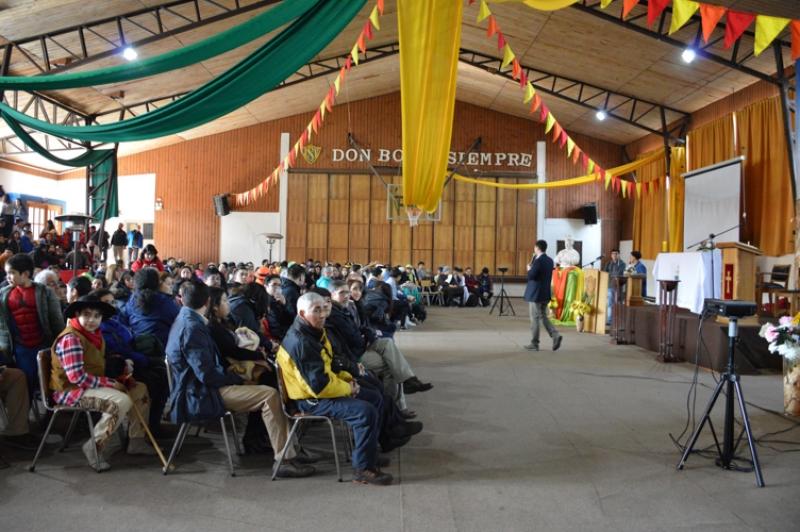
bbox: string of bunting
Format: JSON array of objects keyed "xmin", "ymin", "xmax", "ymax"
[
  {"xmin": 235, "ymin": 0, "xmax": 385, "ymax": 207},
  {"xmin": 597, "ymin": 0, "xmax": 799, "ymax": 59},
  {"xmin": 474, "ymin": 0, "xmax": 661, "ymax": 199}
]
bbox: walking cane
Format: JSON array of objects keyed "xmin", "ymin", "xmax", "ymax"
[{"xmin": 124, "ymin": 388, "xmax": 175, "ymax": 471}]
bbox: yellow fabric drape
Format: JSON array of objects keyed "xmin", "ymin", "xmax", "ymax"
[
  {"xmin": 687, "ymin": 115, "xmax": 735, "ymax": 171},
  {"xmin": 736, "ymin": 97, "xmax": 794, "ymax": 256},
  {"xmin": 453, "ymin": 147, "xmax": 666, "ymax": 189},
  {"xmin": 489, "ymin": 0, "xmax": 579, "ymax": 10},
  {"xmin": 398, "ymin": 0, "xmax": 463, "ymax": 213},
  {"xmin": 668, "ymin": 147, "xmax": 687, "ymax": 252},
  {"xmin": 633, "ymin": 148, "xmax": 669, "ymax": 260}
]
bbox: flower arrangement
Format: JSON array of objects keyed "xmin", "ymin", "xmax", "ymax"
[
  {"xmin": 547, "ymin": 297, "xmax": 558, "ymax": 310},
  {"xmin": 570, "ymin": 301, "xmax": 591, "ymax": 317},
  {"xmin": 759, "ymin": 313, "xmax": 800, "ymax": 416}
]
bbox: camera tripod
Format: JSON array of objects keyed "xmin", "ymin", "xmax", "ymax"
[
  {"xmin": 489, "ymin": 268, "xmax": 515, "ymax": 316},
  {"xmin": 677, "ymin": 317, "xmax": 765, "ymax": 487}
]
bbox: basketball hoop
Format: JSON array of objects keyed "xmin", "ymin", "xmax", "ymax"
[{"xmin": 406, "ymin": 206, "xmax": 422, "ymax": 227}]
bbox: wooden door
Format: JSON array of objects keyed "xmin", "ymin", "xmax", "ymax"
[{"xmin": 27, "ymin": 201, "xmax": 63, "ymax": 237}]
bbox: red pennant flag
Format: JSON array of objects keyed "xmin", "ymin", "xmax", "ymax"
[
  {"xmin": 377, "ymin": 0, "xmax": 384, "ymax": 15},
  {"xmin": 582, "ymin": 152, "xmax": 589, "ymax": 173},
  {"xmin": 539, "ymin": 104, "xmax": 549, "ymax": 123},
  {"xmin": 700, "ymin": 4, "xmax": 726, "ymax": 42},
  {"xmin": 647, "ymin": 0, "xmax": 670, "ymax": 28},
  {"xmin": 288, "ymin": 149, "xmax": 296, "ymax": 167},
  {"xmin": 313, "ymin": 110, "xmax": 321, "ymax": 133},
  {"xmin": 530, "ymin": 93, "xmax": 542, "ymax": 114},
  {"xmin": 497, "ymin": 31, "xmax": 506, "ymax": 51},
  {"xmin": 724, "ymin": 11, "xmax": 756, "ymax": 50},
  {"xmin": 511, "ymin": 59, "xmax": 522, "ymax": 80},
  {"xmin": 600, "ymin": 168, "xmax": 607, "ymax": 181},
  {"xmin": 653, "ymin": 177, "xmax": 659, "ymax": 191},
  {"xmin": 519, "ymin": 70, "xmax": 528, "ymax": 88},
  {"xmin": 329, "ymin": 86, "xmax": 336, "ymax": 103},
  {"xmin": 357, "ymin": 32, "xmax": 367, "ymax": 54},
  {"xmin": 572, "ymin": 145, "xmax": 581, "ymax": 165},
  {"xmin": 486, "ymin": 15, "xmax": 499, "ymax": 38},
  {"xmin": 559, "ymin": 130, "xmax": 568, "ymax": 149},
  {"xmin": 364, "ymin": 21, "xmax": 373, "ymax": 41},
  {"xmin": 299, "ymin": 130, "xmax": 308, "ymax": 150},
  {"xmin": 279, "ymin": 161, "xmax": 285, "ymax": 175},
  {"xmin": 552, "ymin": 122, "xmax": 562, "ymax": 143},
  {"xmin": 345, "ymin": 56, "xmax": 353, "ymax": 72},
  {"xmin": 622, "ymin": 0, "xmax": 640, "ymax": 19},
  {"xmin": 793, "ymin": 21, "xmax": 800, "ymax": 61}
]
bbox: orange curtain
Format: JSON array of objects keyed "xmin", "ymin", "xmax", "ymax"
[
  {"xmin": 632, "ymin": 148, "xmax": 668, "ymax": 260},
  {"xmin": 687, "ymin": 115, "xmax": 735, "ymax": 171},
  {"xmin": 668, "ymin": 146, "xmax": 687, "ymax": 252},
  {"xmin": 736, "ymin": 97, "xmax": 794, "ymax": 256}
]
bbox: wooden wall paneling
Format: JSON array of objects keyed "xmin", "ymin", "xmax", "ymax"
[
  {"xmin": 328, "ymin": 174, "xmax": 350, "ymax": 264},
  {"xmin": 453, "ymin": 177, "xmax": 476, "ymax": 269},
  {"xmin": 496, "ymin": 178, "xmax": 518, "ymax": 274},
  {"xmin": 601, "ymin": 218, "xmax": 623, "ymax": 270},
  {"xmin": 286, "ymin": 174, "xmax": 308, "ymax": 257},
  {"xmin": 306, "ymin": 173, "xmax": 329, "ymax": 260},
  {"xmin": 516, "ymin": 179, "xmax": 537, "ymax": 275}
]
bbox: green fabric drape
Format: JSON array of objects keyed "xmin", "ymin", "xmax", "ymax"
[
  {"xmin": 90, "ymin": 155, "xmax": 119, "ymax": 219},
  {"xmin": 0, "ymin": 0, "xmax": 317, "ymax": 91},
  {"xmin": 0, "ymin": 0, "xmax": 366, "ymax": 143}
]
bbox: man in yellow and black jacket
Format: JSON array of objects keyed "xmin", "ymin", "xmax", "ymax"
[{"xmin": 277, "ymin": 292, "xmax": 393, "ymax": 486}]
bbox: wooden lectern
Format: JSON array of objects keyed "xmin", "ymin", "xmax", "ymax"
[
  {"xmin": 583, "ymin": 269, "xmax": 607, "ymax": 334},
  {"xmin": 716, "ymin": 242, "xmax": 762, "ymax": 301},
  {"xmin": 626, "ymin": 274, "xmax": 647, "ymax": 307}
]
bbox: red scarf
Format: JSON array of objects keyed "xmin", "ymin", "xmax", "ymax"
[{"xmin": 69, "ymin": 317, "xmax": 104, "ymax": 351}]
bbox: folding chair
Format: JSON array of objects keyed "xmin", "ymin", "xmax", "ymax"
[
  {"xmin": 271, "ymin": 363, "xmax": 343, "ymax": 481},
  {"xmin": 29, "ymin": 350, "xmax": 124, "ymax": 473},
  {"xmin": 162, "ymin": 359, "xmax": 242, "ymax": 476},
  {"xmin": 418, "ymin": 280, "xmax": 435, "ymax": 306}
]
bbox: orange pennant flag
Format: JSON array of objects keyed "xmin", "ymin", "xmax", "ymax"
[
  {"xmin": 792, "ymin": 20, "xmax": 800, "ymax": 61},
  {"xmin": 700, "ymin": 3, "xmax": 726, "ymax": 42},
  {"xmin": 511, "ymin": 59, "xmax": 522, "ymax": 80},
  {"xmin": 572, "ymin": 145, "xmax": 581, "ymax": 165},
  {"xmin": 486, "ymin": 15, "xmax": 499, "ymax": 38},
  {"xmin": 377, "ymin": 0, "xmax": 384, "ymax": 15},
  {"xmin": 552, "ymin": 122, "xmax": 563, "ymax": 143},
  {"xmin": 357, "ymin": 32, "xmax": 367, "ymax": 54},
  {"xmin": 530, "ymin": 93, "xmax": 542, "ymax": 114},
  {"xmin": 325, "ymin": 94, "xmax": 333, "ymax": 113},
  {"xmin": 628, "ymin": 181, "xmax": 634, "ymax": 198},
  {"xmin": 622, "ymin": 0, "xmax": 640, "ymax": 19}
]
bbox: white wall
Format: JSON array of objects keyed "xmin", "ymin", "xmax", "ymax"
[
  {"xmin": 220, "ymin": 212, "xmax": 282, "ymax": 264},
  {"xmin": 542, "ymin": 218, "xmax": 602, "ymax": 268}
]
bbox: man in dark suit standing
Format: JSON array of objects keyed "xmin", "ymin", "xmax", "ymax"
[{"xmin": 523, "ymin": 240, "xmax": 563, "ymax": 352}]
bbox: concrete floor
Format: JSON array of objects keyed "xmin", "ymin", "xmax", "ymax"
[{"xmin": 2, "ymin": 302, "xmax": 799, "ymax": 531}]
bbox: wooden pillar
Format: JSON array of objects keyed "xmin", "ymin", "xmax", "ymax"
[{"xmin": 657, "ymin": 280, "xmax": 680, "ymax": 363}]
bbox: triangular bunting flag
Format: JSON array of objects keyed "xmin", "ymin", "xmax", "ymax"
[
  {"xmin": 754, "ymin": 15, "xmax": 790, "ymax": 56},
  {"xmin": 724, "ymin": 11, "xmax": 757, "ymax": 50},
  {"xmin": 325, "ymin": 94, "xmax": 333, "ymax": 113},
  {"xmin": 370, "ymin": 6, "xmax": 381, "ymax": 30},
  {"xmin": 511, "ymin": 59, "xmax": 522, "ymax": 80},
  {"xmin": 486, "ymin": 15, "xmax": 499, "ymax": 38},
  {"xmin": 659, "ymin": 175, "xmax": 665, "ymax": 189},
  {"xmin": 497, "ymin": 31, "xmax": 507, "ymax": 51},
  {"xmin": 628, "ymin": 181, "xmax": 634, "ymax": 198},
  {"xmin": 524, "ymin": 82, "xmax": 535, "ymax": 103},
  {"xmin": 669, "ymin": 0, "xmax": 699, "ymax": 35},
  {"xmin": 588, "ymin": 159, "xmax": 595, "ymax": 175},
  {"xmin": 477, "ymin": 0, "xmax": 491, "ymax": 22},
  {"xmin": 377, "ymin": 0, "xmax": 384, "ymax": 15},
  {"xmin": 334, "ymin": 74, "xmax": 341, "ymax": 94},
  {"xmin": 648, "ymin": 181, "xmax": 654, "ymax": 195},
  {"xmin": 622, "ymin": 0, "xmax": 640, "ymax": 19},
  {"xmin": 294, "ymin": 143, "xmax": 299, "ymax": 157},
  {"xmin": 545, "ymin": 112, "xmax": 556, "ymax": 133},
  {"xmin": 793, "ymin": 20, "xmax": 800, "ymax": 61},
  {"xmin": 319, "ymin": 101, "xmax": 326, "ymax": 120},
  {"xmin": 566, "ymin": 137, "xmax": 575, "ymax": 156},
  {"xmin": 572, "ymin": 145, "xmax": 581, "ymax": 165},
  {"xmin": 288, "ymin": 149, "xmax": 296, "ymax": 167},
  {"xmin": 700, "ymin": 4, "xmax": 726, "ymax": 42},
  {"xmin": 600, "ymin": 0, "xmax": 614, "ymax": 7},
  {"xmin": 345, "ymin": 56, "xmax": 353, "ymax": 72},
  {"xmin": 519, "ymin": 70, "xmax": 528, "ymax": 88},
  {"xmin": 621, "ymin": 179, "xmax": 627, "ymax": 198},
  {"xmin": 653, "ymin": 176, "xmax": 659, "ymax": 191},
  {"xmin": 279, "ymin": 161, "xmax": 285, "ymax": 175},
  {"xmin": 600, "ymin": 168, "xmax": 607, "ymax": 182},
  {"xmin": 582, "ymin": 152, "xmax": 589, "ymax": 172},
  {"xmin": 604, "ymin": 172, "xmax": 611, "ymax": 190},
  {"xmin": 552, "ymin": 122, "xmax": 562, "ymax": 142},
  {"xmin": 501, "ymin": 45, "xmax": 515, "ymax": 69},
  {"xmin": 350, "ymin": 44, "xmax": 360, "ymax": 65},
  {"xmin": 647, "ymin": 0, "xmax": 670, "ymax": 28},
  {"xmin": 364, "ymin": 21, "xmax": 373, "ymax": 41},
  {"xmin": 357, "ymin": 31, "xmax": 367, "ymax": 54},
  {"xmin": 559, "ymin": 130, "xmax": 568, "ymax": 149},
  {"xmin": 530, "ymin": 93, "xmax": 542, "ymax": 114},
  {"xmin": 313, "ymin": 111, "xmax": 320, "ymax": 134},
  {"xmin": 539, "ymin": 104, "xmax": 549, "ymax": 124},
  {"xmin": 636, "ymin": 183, "xmax": 642, "ymax": 198}
]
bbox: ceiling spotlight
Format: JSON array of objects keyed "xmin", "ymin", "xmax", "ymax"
[
  {"xmin": 596, "ymin": 110, "xmax": 607, "ymax": 121},
  {"xmin": 682, "ymin": 48, "xmax": 696, "ymax": 64},
  {"xmin": 122, "ymin": 47, "xmax": 138, "ymax": 61}
]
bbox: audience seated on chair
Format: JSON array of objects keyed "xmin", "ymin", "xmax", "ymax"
[
  {"xmin": 52, "ymin": 295, "xmax": 155, "ymax": 470},
  {"xmin": 281, "ymin": 264, "xmax": 306, "ymax": 317},
  {"xmin": 166, "ymin": 281, "xmax": 314, "ymax": 478},
  {"xmin": 125, "ymin": 268, "xmax": 180, "ymax": 349},
  {"xmin": 0, "ymin": 366, "xmax": 43, "ymax": 464},
  {"xmin": 277, "ymin": 292, "xmax": 393, "ymax": 486},
  {"xmin": 265, "ymin": 274, "xmax": 294, "ymax": 343}
]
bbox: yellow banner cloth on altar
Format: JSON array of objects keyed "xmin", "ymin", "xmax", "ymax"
[{"xmin": 398, "ymin": 0, "xmax": 463, "ymax": 213}]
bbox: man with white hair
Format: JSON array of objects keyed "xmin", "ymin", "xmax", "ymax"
[
  {"xmin": 437, "ymin": 266, "xmax": 463, "ymax": 307},
  {"xmin": 277, "ymin": 292, "xmax": 392, "ymax": 486}
]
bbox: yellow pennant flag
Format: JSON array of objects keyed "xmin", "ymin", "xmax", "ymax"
[
  {"xmin": 588, "ymin": 159, "xmax": 595, "ymax": 175},
  {"xmin": 334, "ymin": 74, "xmax": 341, "ymax": 95},
  {"xmin": 294, "ymin": 143, "xmax": 299, "ymax": 157},
  {"xmin": 604, "ymin": 172, "xmax": 611, "ymax": 190},
  {"xmin": 370, "ymin": 6, "xmax": 381, "ymax": 30},
  {"xmin": 600, "ymin": 0, "xmax": 614, "ymax": 7},
  {"xmin": 524, "ymin": 82, "xmax": 535, "ymax": 103},
  {"xmin": 478, "ymin": 0, "xmax": 492, "ymax": 22},
  {"xmin": 621, "ymin": 179, "xmax": 627, "ymax": 198},
  {"xmin": 636, "ymin": 183, "xmax": 642, "ymax": 198},
  {"xmin": 669, "ymin": 0, "xmax": 699, "ymax": 35},
  {"xmin": 501, "ymin": 45, "xmax": 516, "ymax": 68},
  {"xmin": 545, "ymin": 112, "xmax": 556, "ymax": 133},
  {"xmin": 754, "ymin": 15, "xmax": 791, "ymax": 56},
  {"xmin": 320, "ymin": 101, "xmax": 326, "ymax": 120},
  {"xmin": 307, "ymin": 122, "xmax": 313, "ymax": 140},
  {"xmin": 351, "ymin": 43, "xmax": 360, "ymax": 65},
  {"xmin": 566, "ymin": 137, "xmax": 575, "ymax": 156}
]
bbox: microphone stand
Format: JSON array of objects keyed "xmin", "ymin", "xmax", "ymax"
[
  {"xmin": 582, "ymin": 256, "xmax": 604, "ymax": 269},
  {"xmin": 686, "ymin": 222, "xmax": 744, "ymax": 300}
]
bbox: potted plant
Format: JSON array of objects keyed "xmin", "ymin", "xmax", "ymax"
[{"xmin": 759, "ymin": 316, "xmax": 800, "ymax": 416}]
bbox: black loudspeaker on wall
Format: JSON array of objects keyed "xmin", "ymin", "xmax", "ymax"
[
  {"xmin": 583, "ymin": 203, "xmax": 598, "ymax": 225},
  {"xmin": 213, "ymin": 195, "xmax": 231, "ymax": 216}
]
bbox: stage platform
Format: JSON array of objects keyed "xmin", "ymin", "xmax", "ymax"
[{"xmin": 622, "ymin": 305, "xmax": 782, "ymax": 375}]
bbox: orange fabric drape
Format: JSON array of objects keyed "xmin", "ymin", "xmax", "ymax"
[
  {"xmin": 632, "ymin": 148, "xmax": 668, "ymax": 260},
  {"xmin": 687, "ymin": 115, "xmax": 736, "ymax": 171},
  {"xmin": 736, "ymin": 97, "xmax": 794, "ymax": 256}
]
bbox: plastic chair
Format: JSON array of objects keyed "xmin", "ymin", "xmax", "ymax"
[{"xmin": 271, "ymin": 363, "xmax": 343, "ymax": 481}]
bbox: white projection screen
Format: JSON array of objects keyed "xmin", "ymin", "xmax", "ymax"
[{"xmin": 682, "ymin": 156, "xmax": 744, "ymax": 251}]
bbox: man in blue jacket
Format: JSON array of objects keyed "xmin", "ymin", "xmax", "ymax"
[
  {"xmin": 166, "ymin": 281, "xmax": 314, "ymax": 478},
  {"xmin": 523, "ymin": 240, "xmax": 563, "ymax": 352},
  {"xmin": 126, "ymin": 225, "xmax": 143, "ymax": 266}
]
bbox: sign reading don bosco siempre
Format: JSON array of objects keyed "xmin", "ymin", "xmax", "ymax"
[{"xmin": 329, "ymin": 148, "xmax": 534, "ymax": 167}]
